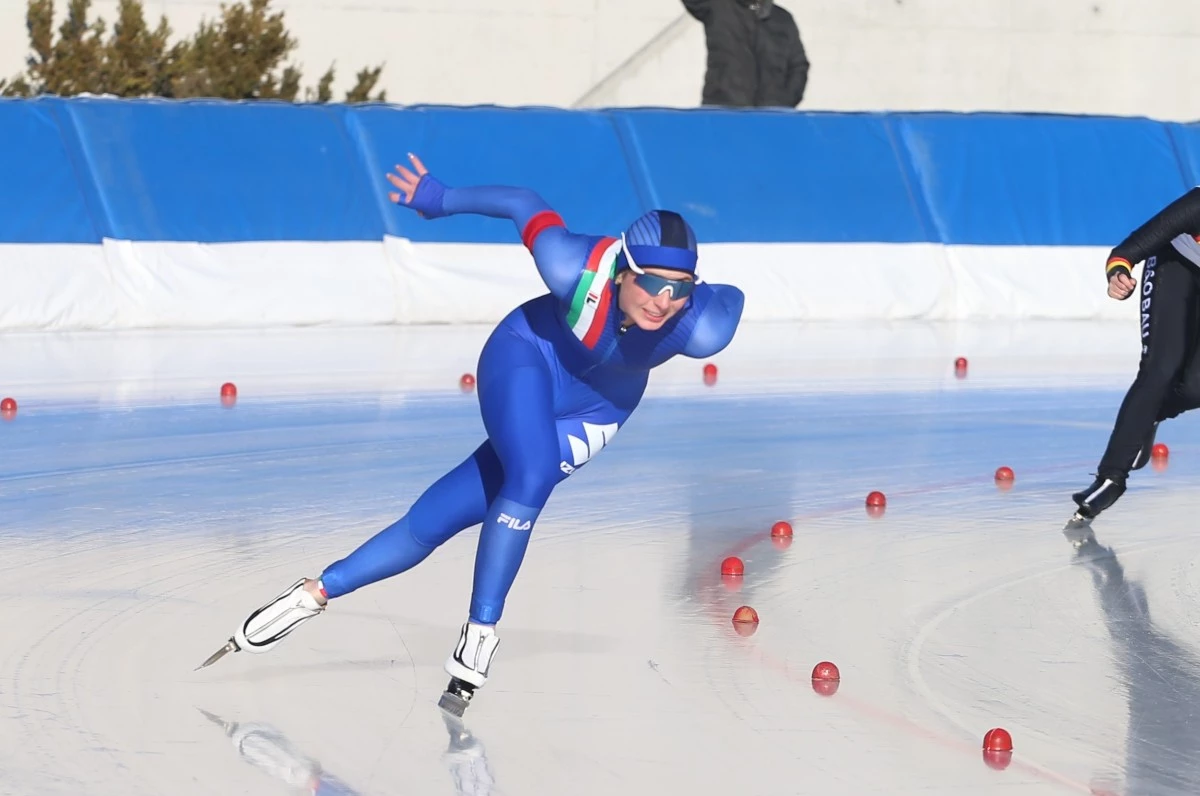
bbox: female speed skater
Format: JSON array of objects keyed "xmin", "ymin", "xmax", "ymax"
[
  {"xmin": 198, "ymin": 154, "xmax": 746, "ymax": 716},
  {"xmin": 1069, "ymin": 186, "xmax": 1200, "ymax": 532}
]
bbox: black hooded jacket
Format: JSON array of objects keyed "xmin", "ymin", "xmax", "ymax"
[{"xmin": 682, "ymin": 0, "xmax": 809, "ymax": 108}]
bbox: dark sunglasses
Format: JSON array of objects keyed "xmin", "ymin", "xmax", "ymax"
[{"xmin": 632, "ymin": 271, "xmax": 696, "ymax": 300}]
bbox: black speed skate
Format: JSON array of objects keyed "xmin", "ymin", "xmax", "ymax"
[
  {"xmin": 1072, "ymin": 475, "xmax": 1126, "ymax": 519},
  {"xmin": 1130, "ymin": 422, "xmax": 1160, "ymax": 471},
  {"xmin": 1064, "ymin": 475, "xmax": 1126, "ymax": 547}
]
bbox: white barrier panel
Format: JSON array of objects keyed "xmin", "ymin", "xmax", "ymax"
[
  {"xmin": 0, "ymin": 244, "xmax": 119, "ymax": 330},
  {"xmin": 686, "ymin": 242, "xmax": 954, "ymax": 321},
  {"xmin": 102, "ymin": 239, "xmax": 399, "ymax": 328},
  {"xmin": 399, "ymin": 240, "xmax": 1138, "ymax": 324},
  {"xmin": 946, "ymin": 245, "xmax": 1131, "ymax": 321},
  {"xmin": 385, "ymin": 237, "xmax": 547, "ymax": 325},
  {"xmin": 0, "ymin": 239, "xmax": 1140, "ymax": 331}
]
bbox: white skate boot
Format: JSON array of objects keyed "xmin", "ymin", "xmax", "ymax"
[
  {"xmin": 196, "ymin": 579, "xmax": 325, "ymax": 669},
  {"xmin": 438, "ymin": 621, "xmax": 500, "ymax": 717}
]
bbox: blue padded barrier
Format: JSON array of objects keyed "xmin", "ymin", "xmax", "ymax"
[{"xmin": 0, "ymin": 99, "xmax": 1196, "ymax": 248}]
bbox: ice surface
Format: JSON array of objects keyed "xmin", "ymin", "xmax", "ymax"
[{"xmin": 2, "ymin": 321, "xmax": 1198, "ymax": 795}]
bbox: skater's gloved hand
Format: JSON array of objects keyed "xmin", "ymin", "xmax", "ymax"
[
  {"xmin": 1107, "ymin": 270, "xmax": 1136, "ymax": 301},
  {"xmin": 386, "ymin": 153, "xmax": 449, "ymax": 219}
]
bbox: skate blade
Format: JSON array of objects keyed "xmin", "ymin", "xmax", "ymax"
[
  {"xmin": 438, "ymin": 690, "xmax": 470, "ymax": 718},
  {"xmin": 197, "ymin": 708, "xmax": 227, "ymax": 727},
  {"xmin": 196, "ymin": 708, "xmax": 237, "ymax": 736},
  {"xmin": 195, "ymin": 639, "xmax": 239, "ymax": 671}
]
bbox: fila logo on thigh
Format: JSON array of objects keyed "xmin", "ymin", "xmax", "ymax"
[
  {"xmin": 1141, "ymin": 255, "xmax": 1157, "ymax": 343},
  {"xmin": 559, "ymin": 421, "xmax": 619, "ymax": 475},
  {"xmin": 496, "ymin": 513, "xmax": 532, "ymax": 531}
]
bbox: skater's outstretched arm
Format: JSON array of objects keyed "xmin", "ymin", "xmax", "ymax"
[
  {"xmin": 1108, "ymin": 187, "xmax": 1200, "ymax": 279},
  {"xmin": 386, "ymin": 154, "xmax": 592, "ymax": 300}
]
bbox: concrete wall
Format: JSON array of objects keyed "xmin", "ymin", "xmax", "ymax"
[
  {"xmin": 2, "ymin": 0, "xmax": 1199, "ymax": 118},
  {"xmin": 0, "ymin": 0, "xmax": 681, "ymax": 106},
  {"xmin": 588, "ymin": 0, "xmax": 1200, "ymax": 120}
]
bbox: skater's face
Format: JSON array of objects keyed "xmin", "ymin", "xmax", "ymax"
[{"xmin": 617, "ymin": 266, "xmax": 693, "ymax": 331}]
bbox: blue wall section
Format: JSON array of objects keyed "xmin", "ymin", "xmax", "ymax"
[
  {"xmin": 57, "ymin": 99, "xmax": 383, "ymax": 242},
  {"xmin": 896, "ymin": 113, "xmax": 1189, "ymax": 246},
  {"xmin": 611, "ymin": 109, "xmax": 934, "ymax": 243},
  {"xmin": 1, "ymin": 96, "xmax": 1197, "ymax": 247},
  {"xmin": 1165, "ymin": 122, "xmax": 1200, "ymax": 192},
  {"xmin": 0, "ymin": 102, "xmax": 98, "ymax": 243},
  {"xmin": 346, "ymin": 105, "xmax": 643, "ymax": 242}
]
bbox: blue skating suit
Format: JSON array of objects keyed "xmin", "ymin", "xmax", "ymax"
[{"xmin": 320, "ymin": 180, "xmax": 745, "ymax": 625}]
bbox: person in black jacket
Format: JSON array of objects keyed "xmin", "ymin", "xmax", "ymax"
[
  {"xmin": 682, "ymin": 0, "xmax": 809, "ymax": 108},
  {"xmin": 1072, "ymin": 187, "xmax": 1200, "ymax": 523}
]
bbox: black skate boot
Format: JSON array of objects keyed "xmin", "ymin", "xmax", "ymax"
[
  {"xmin": 1064, "ymin": 475, "xmax": 1125, "ymax": 548},
  {"xmin": 1130, "ymin": 422, "xmax": 1160, "ymax": 471},
  {"xmin": 1071, "ymin": 474, "xmax": 1126, "ymax": 521}
]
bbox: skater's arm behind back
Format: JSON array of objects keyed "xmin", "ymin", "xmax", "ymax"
[{"xmin": 1108, "ymin": 187, "xmax": 1200, "ymax": 277}]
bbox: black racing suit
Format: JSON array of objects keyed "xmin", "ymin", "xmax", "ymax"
[{"xmin": 1098, "ymin": 187, "xmax": 1200, "ymax": 480}]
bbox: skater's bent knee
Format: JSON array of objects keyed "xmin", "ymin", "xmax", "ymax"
[
  {"xmin": 1173, "ymin": 379, "xmax": 1200, "ymax": 408},
  {"xmin": 1138, "ymin": 360, "xmax": 1184, "ymax": 386},
  {"xmin": 499, "ymin": 473, "xmax": 555, "ymax": 508},
  {"xmin": 408, "ymin": 520, "xmax": 452, "ymax": 549}
]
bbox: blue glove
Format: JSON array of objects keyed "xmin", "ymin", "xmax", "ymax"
[{"xmin": 405, "ymin": 173, "xmax": 450, "ymax": 220}]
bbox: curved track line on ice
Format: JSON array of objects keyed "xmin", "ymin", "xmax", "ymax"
[
  {"xmin": 696, "ymin": 469, "xmax": 1106, "ymax": 794},
  {"xmin": 9, "ymin": 538, "xmax": 272, "ymax": 791},
  {"xmin": 902, "ymin": 532, "xmax": 1200, "ymax": 793}
]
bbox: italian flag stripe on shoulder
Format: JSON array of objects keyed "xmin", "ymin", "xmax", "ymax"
[{"xmin": 566, "ymin": 237, "xmax": 621, "ymax": 348}]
